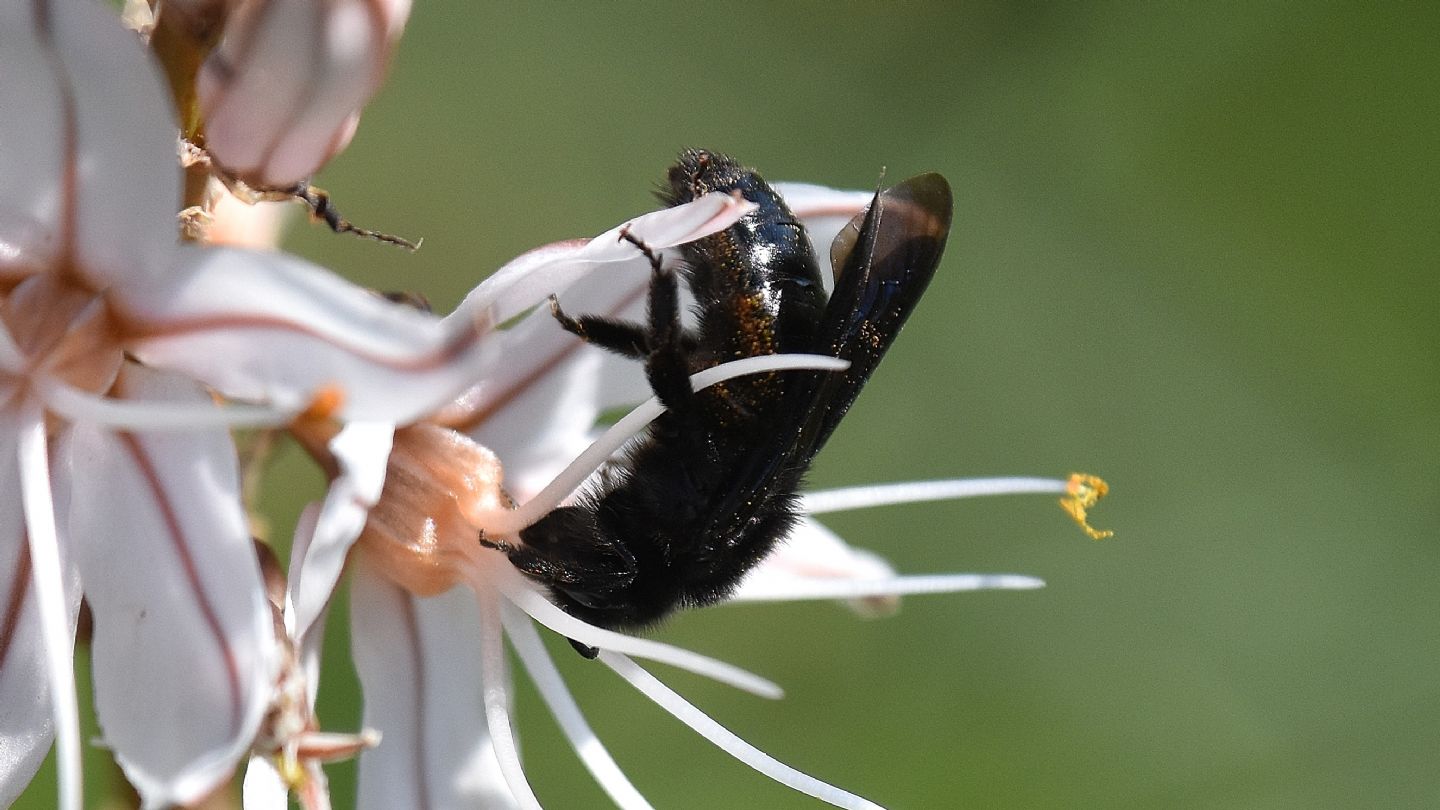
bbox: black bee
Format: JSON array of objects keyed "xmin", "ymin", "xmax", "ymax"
[{"xmin": 500, "ymin": 149, "xmax": 952, "ymax": 638}]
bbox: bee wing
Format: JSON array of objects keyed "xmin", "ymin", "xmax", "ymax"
[
  {"xmin": 699, "ymin": 173, "xmax": 951, "ymax": 546},
  {"xmin": 797, "ymin": 172, "xmax": 953, "ymax": 457}
]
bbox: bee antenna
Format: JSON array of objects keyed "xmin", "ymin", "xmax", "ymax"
[{"xmin": 290, "ymin": 182, "xmax": 422, "ymax": 252}]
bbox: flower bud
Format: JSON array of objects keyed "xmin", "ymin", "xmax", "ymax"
[{"xmin": 196, "ymin": 0, "xmax": 411, "ymax": 187}]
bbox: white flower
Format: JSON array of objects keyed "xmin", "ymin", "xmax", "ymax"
[
  {"xmin": 1, "ymin": 2, "xmax": 1115, "ymax": 808},
  {"xmin": 0, "ymin": 1, "xmax": 593, "ymax": 806}
]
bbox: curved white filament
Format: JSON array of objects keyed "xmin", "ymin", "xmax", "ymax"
[
  {"xmin": 18, "ymin": 410, "xmax": 81, "ymax": 810},
  {"xmin": 501, "ymin": 603, "xmax": 654, "ymax": 810},
  {"xmin": 474, "ymin": 561, "xmax": 782, "ymax": 700},
  {"xmin": 39, "ymin": 379, "xmax": 294, "ymax": 430},
  {"xmin": 474, "ymin": 589, "xmax": 542, "ymax": 810},
  {"xmin": 598, "ymin": 652, "xmax": 885, "ymax": 810}
]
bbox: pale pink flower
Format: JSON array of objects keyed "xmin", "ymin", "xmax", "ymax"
[
  {"xmin": 0, "ymin": 3, "xmax": 1110, "ymax": 809},
  {"xmin": 0, "ymin": 0, "xmax": 683, "ymax": 806},
  {"xmin": 193, "ymin": 0, "xmax": 413, "ymax": 187}
]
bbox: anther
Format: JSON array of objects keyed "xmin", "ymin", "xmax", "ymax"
[{"xmin": 1060, "ymin": 473, "xmax": 1114, "ymax": 540}]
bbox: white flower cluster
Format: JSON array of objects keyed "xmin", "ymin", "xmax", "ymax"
[{"xmin": 0, "ymin": 2, "xmax": 1100, "ymax": 808}]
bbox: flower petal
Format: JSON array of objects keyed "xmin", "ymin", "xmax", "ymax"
[
  {"xmin": 122, "ymin": 245, "xmax": 498, "ymax": 423},
  {"xmin": 451, "ymin": 272, "xmax": 649, "ymax": 500},
  {"xmin": 290, "ymin": 422, "xmax": 393, "ymax": 643},
  {"xmin": 59, "ymin": 365, "xmax": 276, "ymax": 807},
  {"xmin": 199, "ymin": 0, "xmax": 412, "ymax": 186},
  {"xmin": 350, "ymin": 563, "xmax": 516, "ymax": 810},
  {"xmin": 0, "ymin": 422, "xmax": 80, "ymax": 808},
  {"xmin": 735, "ymin": 517, "xmax": 1043, "ymax": 608},
  {"xmin": 772, "ymin": 182, "xmax": 875, "ymax": 221},
  {"xmin": 772, "ymin": 182, "xmax": 875, "ymax": 289},
  {"xmin": 736, "ymin": 517, "xmax": 902, "ymax": 617},
  {"xmin": 0, "ymin": 8, "xmax": 65, "ymax": 273},
  {"xmin": 465, "ymin": 317, "xmax": 610, "ymax": 501},
  {"xmin": 0, "ymin": 0, "xmax": 180, "ymax": 287},
  {"xmin": 240, "ymin": 756, "xmax": 289, "ymax": 810},
  {"xmin": 0, "ymin": 540, "xmax": 54, "ymax": 808},
  {"xmin": 452, "ymin": 191, "xmax": 754, "ymax": 326}
]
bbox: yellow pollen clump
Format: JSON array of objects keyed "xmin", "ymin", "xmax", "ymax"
[{"xmin": 1060, "ymin": 473, "xmax": 1114, "ymax": 540}]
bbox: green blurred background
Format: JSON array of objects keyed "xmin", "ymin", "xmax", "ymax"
[{"xmin": 30, "ymin": 2, "xmax": 1440, "ymax": 808}]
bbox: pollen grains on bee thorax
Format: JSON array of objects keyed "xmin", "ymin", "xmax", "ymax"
[{"xmin": 353, "ymin": 423, "xmax": 511, "ymax": 597}]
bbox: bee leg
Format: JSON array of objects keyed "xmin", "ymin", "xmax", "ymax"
[
  {"xmin": 548, "ymin": 295, "xmax": 651, "ymax": 359},
  {"xmin": 644, "ymin": 261, "xmax": 694, "ymax": 410},
  {"xmin": 618, "ymin": 229, "xmax": 695, "ymax": 413}
]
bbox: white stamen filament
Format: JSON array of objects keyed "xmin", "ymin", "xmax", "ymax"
[
  {"xmin": 479, "ymin": 353, "xmax": 848, "ymax": 535},
  {"xmin": 17, "ymin": 410, "xmax": 81, "ymax": 810},
  {"xmin": 501, "ymin": 603, "xmax": 654, "ymax": 810},
  {"xmin": 473, "ymin": 560, "xmax": 782, "ymax": 700},
  {"xmin": 598, "ymin": 651, "xmax": 885, "ymax": 810},
  {"xmin": 475, "ymin": 589, "xmax": 543, "ymax": 810},
  {"xmin": 39, "ymin": 378, "xmax": 294, "ymax": 430},
  {"xmin": 730, "ymin": 573, "xmax": 1045, "ymax": 603},
  {"xmin": 801, "ymin": 477, "xmax": 1071, "ymax": 515}
]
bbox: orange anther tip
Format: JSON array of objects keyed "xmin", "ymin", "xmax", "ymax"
[{"xmin": 299, "ymin": 384, "xmax": 345, "ymax": 422}]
